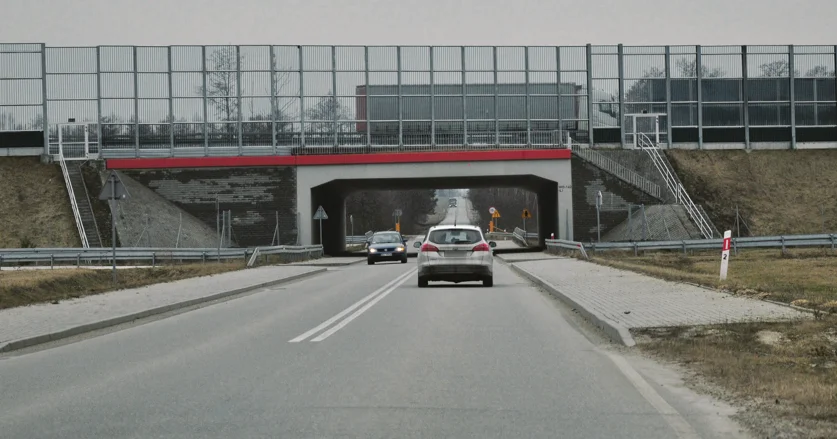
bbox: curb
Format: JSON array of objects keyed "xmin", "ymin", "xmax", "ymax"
[
  {"xmin": 0, "ymin": 268, "xmax": 327, "ymax": 354},
  {"xmin": 508, "ymin": 263, "xmax": 637, "ymax": 347},
  {"xmin": 295, "ymin": 259, "xmax": 366, "ymax": 267}
]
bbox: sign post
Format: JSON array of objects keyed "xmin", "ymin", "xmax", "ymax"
[
  {"xmin": 98, "ymin": 171, "xmax": 129, "ymax": 284},
  {"xmin": 349, "ymin": 214, "xmax": 353, "ymax": 240},
  {"xmin": 393, "ymin": 209, "xmax": 402, "ymax": 232},
  {"xmin": 313, "ymin": 205, "xmax": 328, "ymax": 245},
  {"xmin": 720, "ymin": 230, "xmax": 732, "ymax": 280},
  {"xmin": 522, "ymin": 208, "xmax": 532, "ymax": 234},
  {"xmin": 490, "ymin": 208, "xmax": 501, "ymax": 231},
  {"xmin": 595, "ymin": 190, "xmax": 603, "ymax": 242}
]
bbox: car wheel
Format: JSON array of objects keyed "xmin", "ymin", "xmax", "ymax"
[
  {"xmin": 400, "ymin": 256, "xmax": 408, "ymax": 264},
  {"xmin": 483, "ymin": 276, "xmax": 493, "ymax": 287},
  {"xmin": 418, "ymin": 277, "xmax": 428, "ymax": 288},
  {"xmin": 367, "ymin": 259, "xmax": 374, "ymax": 265}
]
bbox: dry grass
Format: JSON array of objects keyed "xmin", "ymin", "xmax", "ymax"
[
  {"xmin": 636, "ymin": 318, "xmax": 837, "ymax": 437},
  {"xmin": 0, "ymin": 157, "xmax": 80, "ymax": 248},
  {"xmin": 0, "ymin": 262, "xmax": 243, "ymax": 310},
  {"xmin": 667, "ymin": 149, "xmax": 837, "ymax": 236},
  {"xmin": 591, "ymin": 248, "xmax": 837, "ymax": 308}
]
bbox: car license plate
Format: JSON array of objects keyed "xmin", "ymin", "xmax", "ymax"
[
  {"xmin": 381, "ymin": 253, "xmax": 391, "ymax": 257},
  {"xmin": 444, "ymin": 251, "xmax": 466, "ymax": 258}
]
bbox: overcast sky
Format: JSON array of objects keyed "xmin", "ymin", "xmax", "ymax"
[{"xmin": 0, "ymin": 0, "xmax": 834, "ymax": 47}]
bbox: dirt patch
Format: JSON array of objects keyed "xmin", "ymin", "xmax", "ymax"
[
  {"xmin": 0, "ymin": 157, "xmax": 80, "ymax": 248},
  {"xmin": 588, "ymin": 248, "xmax": 837, "ymax": 308},
  {"xmin": 635, "ymin": 319, "xmax": 837, "ymax": 439},
  {"xmin": 0, "ymin": 262, "xmax": 243, "ymax": 310},
  {"xmin": 666, "ymin": 149, "xmax": 837, "ymax": 236}
]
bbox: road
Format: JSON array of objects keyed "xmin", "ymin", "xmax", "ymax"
[{"xmin": 0, "ymin": 198, "xmax": 739, "ymax": 438}]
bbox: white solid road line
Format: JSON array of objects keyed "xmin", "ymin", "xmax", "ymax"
[
  {"xmin": 288, "ymin": 269, "xmax": 417, "ymax": 343},
  {"xmin": 604, "ymin": 351, "xmax": 701, "ymax": 439}
]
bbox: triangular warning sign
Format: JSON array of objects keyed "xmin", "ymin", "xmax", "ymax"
[{"xmin": 313, "ymin": 205, "xmax": 329, "ymax": 220}]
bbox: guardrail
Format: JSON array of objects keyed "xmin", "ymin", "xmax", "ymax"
[
  {"xmin": 545, "ymin": 233, "xmax": 837, "ymax": 256},
  {"xmin": 0, "ymin": 245, "xmax": 324, "ymax": 267},
  {"xmin": 512, "ymin": 227, "xmax": 539, "ymax": 246},
  {"xmin": 544, "ymin": 239, "xmax": 590, "ymax": 259}
]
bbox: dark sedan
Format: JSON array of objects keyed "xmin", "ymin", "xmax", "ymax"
[{"xmin": 366, "ymin": 231, "xmax": 408, "ymax": 265}]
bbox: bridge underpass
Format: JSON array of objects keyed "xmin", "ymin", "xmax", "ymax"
[{"xmin": 297, "ymin": 155, "xmax": 572, "ymax": 255}]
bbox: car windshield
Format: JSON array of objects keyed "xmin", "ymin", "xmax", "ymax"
[
  {"xmin": 371, "ymin": 233, "xmax": 402, "ymax": 244},
  {"xmin": 428, "ymin": 228, "xmax": 482, "ymax": 245}
]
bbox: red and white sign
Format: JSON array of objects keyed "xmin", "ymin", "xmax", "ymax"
[
  {"xmin": 720, "ymin": 230, "xmax": 732, "ymax": 280},
  {"xmin": 488, "ymin": 207, "xmax": 496, "ymax": 215}
]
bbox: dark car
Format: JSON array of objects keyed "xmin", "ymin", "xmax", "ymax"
[{"xmin": 366, "ymin": 231, "xmax": 408, "ymax": 265}]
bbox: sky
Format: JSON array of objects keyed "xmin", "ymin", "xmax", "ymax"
[{"xmin": 0, "ymin": 0, "xmax": 835, "ymax": 47}]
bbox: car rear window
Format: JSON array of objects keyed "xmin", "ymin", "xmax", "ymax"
[{"xmin": 428, "ymin": 228, "xmax": 482, "ymax": 245}]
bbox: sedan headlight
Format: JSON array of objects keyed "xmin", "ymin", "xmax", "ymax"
[
  {"xmin": 368, "ymin": 248, "xmax": 377, "ymax": 253},
  {"xmin": 396, "ymin": 246, "xmax": 405, "ymax": 252}
]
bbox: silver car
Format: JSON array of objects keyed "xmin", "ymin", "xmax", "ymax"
[{"xmin": 413, "ymin": 225, "xmax": 497, "ymax": 288}]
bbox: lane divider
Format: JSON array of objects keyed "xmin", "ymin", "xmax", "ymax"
[{"xmin": 289, "ymin": 268, "xmax": 417, "ymax": 343}]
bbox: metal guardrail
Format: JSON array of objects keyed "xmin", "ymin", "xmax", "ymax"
[
  {"xmin": 546, "ymin": 233, "xmax": 837, "ymax": 255},
  {"xmin": 0, "ymin": 245, "xmax": 324, "ymax": 266},
  {"xmin": 544, "ymin": 239, "xmax": 590, "ymax": 259},
  {"xmin": 512, "ymin": 227, "xmax": 539, "ymax": 246}
]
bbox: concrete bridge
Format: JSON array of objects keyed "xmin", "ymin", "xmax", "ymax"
[{"xmin": 107, "ymin": 148, "xmax": 573, "ymax": 254}]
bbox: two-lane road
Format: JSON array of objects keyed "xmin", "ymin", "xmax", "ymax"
[{"xmin": 0, "ymin": 198, "xmax": 739, "ymax": 438}]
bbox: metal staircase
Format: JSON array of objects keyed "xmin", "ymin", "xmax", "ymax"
[
  {"xmin": 59, "ymin": 157, "xmax": 103, "ymax": 248},
  {"xmin": 637, "ymin": 133, "xmax": 719, "ymax": 239},
  {"xmin": 567, "ymin": 137, "xmax": 663, "ymax": 200}
]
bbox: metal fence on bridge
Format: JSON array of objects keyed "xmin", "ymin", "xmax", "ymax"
[{"xmin": 3, "ymin": 43, "xmax": 836, "ymax": 159}]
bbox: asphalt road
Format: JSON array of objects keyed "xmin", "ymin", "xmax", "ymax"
[{"xmin": 0, "ymin": 199, "xmax": 736, "ymax": 438}]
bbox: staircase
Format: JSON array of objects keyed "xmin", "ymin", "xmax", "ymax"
[
  {"xmin": 59, "ymin": 158, "xmax": 103, "ymax": 248},
  {"xmin": 637, "ymin": 134, "xmax": 719, "ymax": 239},
  {"xmin": 569, "ymin": 139, "xmax": 663, "ymax": 201},
  {"xmin": 601, "ymin": 204, "xmax": 704, "ymax": 242}
]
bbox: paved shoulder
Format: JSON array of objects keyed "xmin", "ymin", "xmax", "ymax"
[
  {"xmin": 0, "ymin": 265, "xmax": 324, "ymax": 352},
  {"xmin": 511, "ymin": 258, "xmax": 806, "ymax": 331}
]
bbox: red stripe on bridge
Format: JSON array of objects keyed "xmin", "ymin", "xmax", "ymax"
[{"xmin": 106, "ymin": 149, "xmax": 571, "ymax": 169}]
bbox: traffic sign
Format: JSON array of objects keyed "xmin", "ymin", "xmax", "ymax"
[
  {"xmin": 522, "ymin": 209, "xmax": 532, "ymax": 219},
  {"xmin": 492, "ymin": 210, "xmax": 501, "ymax": 219},
  {"xmin": 313, "ymin": 205, "xmax": 328, "ymax": 220},
  {"xmin": 488, "ymin": 207, "xmax": 496, "ymax": 215},
  {"xmin": 392, "ymin": 209, "xmax": 403, "ymax": 217},
  {"xmin": 98, "ymin": 171, "xmax": 129, "ymax": 200}
]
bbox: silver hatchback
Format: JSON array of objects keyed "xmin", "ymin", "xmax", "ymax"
[{"xmin": 413, "ymin": 225, "xmax": 497, "ymax": 288}]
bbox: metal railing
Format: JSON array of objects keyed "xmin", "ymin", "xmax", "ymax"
[
  {"xmin": 58, "ymin": 155, "xmax": 90, "ymax": 248},
  {"xmin": 546, "ymin": 233, "xmax": 837, "ymax": 255},
  {"xmin": 544, "ymin": 239, "xmax": 590, "ymax": 259},
  {"xmin": 0, "ymin": 245, "xmax": 324, "ymax": 267},
  {"xmin": 569, "ymin": 137, "xmax": 662, "ymax": 199},
  {"xmin": 512, "ymin": 227, "xmax": 539, "ymax": 246},
  {"xmin": 637, "ymin": 133, "xmax": 716, "ymax": 239}
]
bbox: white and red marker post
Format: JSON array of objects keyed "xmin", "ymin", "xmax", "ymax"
[{"xmin": 720, "ymin": 230, "xmax": 732, "ymax": 280}]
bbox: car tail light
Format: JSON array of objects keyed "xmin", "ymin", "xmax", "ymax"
[
  {"xmin": 420, "ymin": 243, "xmax": 439, "ymax": 252},
  {"xmin": 472, "ymin": 242, "xmax": 490, "ymax": 252}
]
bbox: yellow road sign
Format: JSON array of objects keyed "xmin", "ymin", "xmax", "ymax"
[
  {"xmin": 492, "ymin": 211, "xmax": 501, "ymax": 219},
  {"xmin": 522, "ymin": 209, "xmax": 532, "ymax": 219}
]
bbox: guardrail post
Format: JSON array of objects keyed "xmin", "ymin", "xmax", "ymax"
[
  {"xmin": 732, "ymin": 238, "xmax": 737, "ymax": 256},
  {"xmin": 77, "ymin": 253, "xmax": 81, "ymax": 267},
  {"xmin": 682, "ymin": 241, "xmax": 687, "ymax": 256},
  {"xmin": 152, "ymin": 253, "xmax": 156, "ymax": 268},
  {"xmin": 633, "ymin": 242, "xmax": 638, "ymax": 257},
  {"xmin": 243, "ymin": 250, "xmax": 248, "ymax": 265},
  {"xmin": 831, "ymin": 234, "xmax": 835, "ymax": 251},
  {"xmin": 781, "ymin": 236, "xmax": 786, "ymax": 255},
  {"xmin": 0, "ymin": 255, "xmax": 3, "ymax": 269}
]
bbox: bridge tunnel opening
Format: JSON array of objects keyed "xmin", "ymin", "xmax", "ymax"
[{"xmin": 308, "ymin": 175, "xmax": 561, "ymax": 256}]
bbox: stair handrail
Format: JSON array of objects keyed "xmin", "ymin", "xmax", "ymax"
[
  {"xmin": 59, "ymin": 154, "xmax": 90, "ymax": 248},
  {"xmin": 568, "ymin": 136, "xmax": 662, "ymax": 200},
  {"xmin": 637, "ymin": 133, "xmax": 715, "ymax": 239},
  {"xmin": 76, "ymin": 163, "xmax": 103, "ymax": 247}
]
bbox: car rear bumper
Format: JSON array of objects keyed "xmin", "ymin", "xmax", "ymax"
[{"xmin": 418, "ymin": 264, "xmax": 492, "ymax": 281}]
